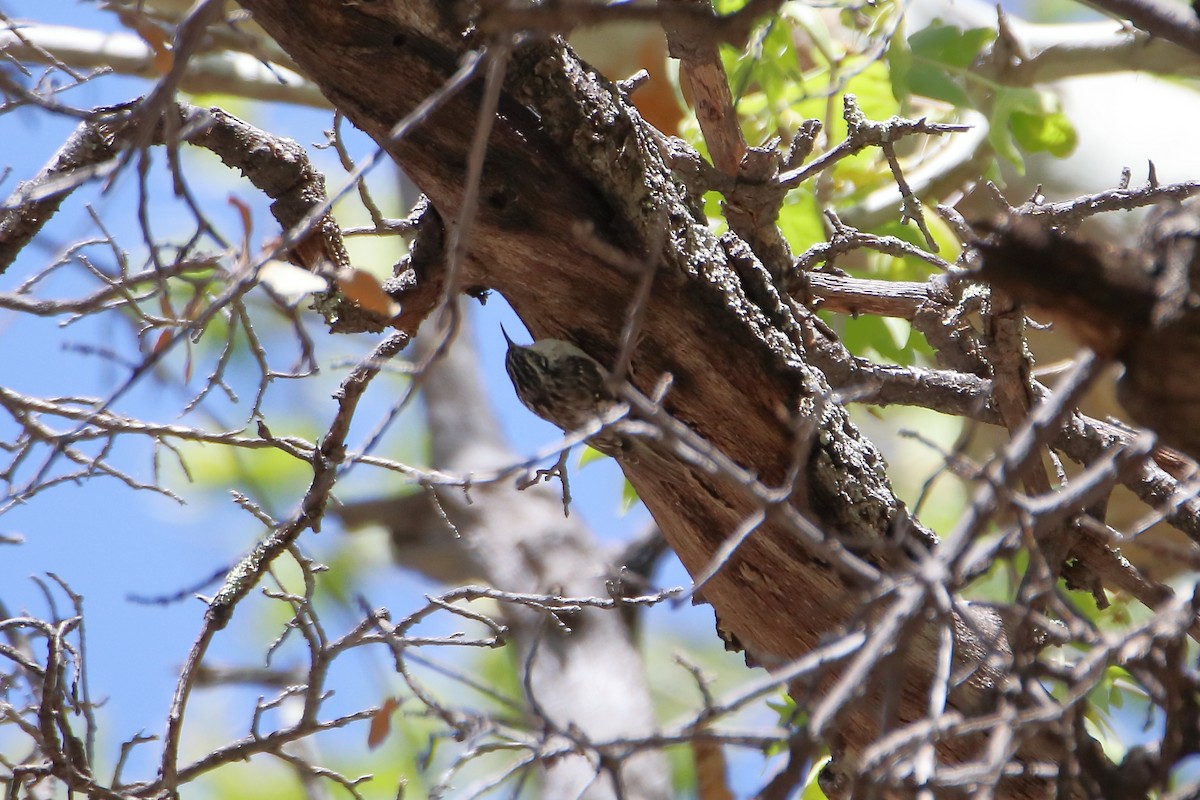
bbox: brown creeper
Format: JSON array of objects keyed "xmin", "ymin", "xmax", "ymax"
[{"xmin": 502, "ymin": 327, "xmax": 626, "ymax": 456}]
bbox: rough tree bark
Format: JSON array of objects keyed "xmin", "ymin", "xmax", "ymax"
[{"xmin": 232, "ymin": 1, "xmax": 1076, "ymax": 796}]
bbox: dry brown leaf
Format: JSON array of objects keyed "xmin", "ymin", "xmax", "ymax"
[
  {"xmin": 337, "ymin": 267, "xmax": 400, "ymax": 318},
  {"xmin": 367, "ymin": 696, "xmax": 402, "ymax": 750}
]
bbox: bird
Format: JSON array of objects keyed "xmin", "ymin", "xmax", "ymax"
[{"xmin": 501, "ymin": 326, "xmax": 629, "ymax": 458}]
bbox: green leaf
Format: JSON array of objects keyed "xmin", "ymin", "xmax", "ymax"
[
  {"xmin": 907, "ymin": 63, "xmax": 971, "ymax": 106},
  {"xmin": 766, "ymin": 692, "xmax": 799, "ymax": 724},
  {"xmin": 986, "ymin": 86, "xmax": 1049, "ymax": 170},
  {"xmin": 1108, "ymin": 678, "xmax": 1124, "ymax": 710},
  {"xmin": 909, "ymin": 24, "xmax": 995, "ymax": 69},
  {"xmin": 839, "ymin": 314, "xmax": 919, "ymax": 365},
  {"xmin": 782, "ymin": 3, "xmax": 840, "ymax": 65},
  {"xmin": 620, "ymin": 478, "xmax": 640, "ymax": 513},
  {"xmin": 777, "ymin": 190, "xmax": 824, "ymax": 254},
  {"xmin": 887, "ymin": 21, "xmax": 913, "ymax": 102},
  {"xmin": 577, "ymin": 445, "xmax": 608, "ymax": 468},
  {"xmin": 1009, "ymin": 109, "xmax": 1078, "ymax": 157},
  {"xmin": 903, "ymin": 24, "xmax": 995, "ymax": 106},
  {"xmin": 756, "ymin": 19, "xmax": 800, "ymax": 111},
  {"xmin": 712, "ymin": 0, "xmax": 748, "ymax": 12},
  {"xmin": 985, "ymin": 85, "xmax": 1077, "ymax": 168}
]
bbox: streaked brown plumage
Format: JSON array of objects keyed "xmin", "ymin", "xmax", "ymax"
[{"xmin": 502, "ymin": 327, "xmax": 626, "ymax": 456}]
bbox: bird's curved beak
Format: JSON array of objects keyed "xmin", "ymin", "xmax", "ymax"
[{"xmin": 500, "ymin": 324, "xmax": 516, "ymax": 347}]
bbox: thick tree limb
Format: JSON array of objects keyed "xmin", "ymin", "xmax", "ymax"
[{"xmin": 1084, "ymin": 0, "xmax": 1200, "ymax": 56}]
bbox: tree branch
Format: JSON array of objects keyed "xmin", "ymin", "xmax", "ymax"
[{"xmin": 1083, "ymin": 0, "xmax": 1200, "ymax": 56}]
